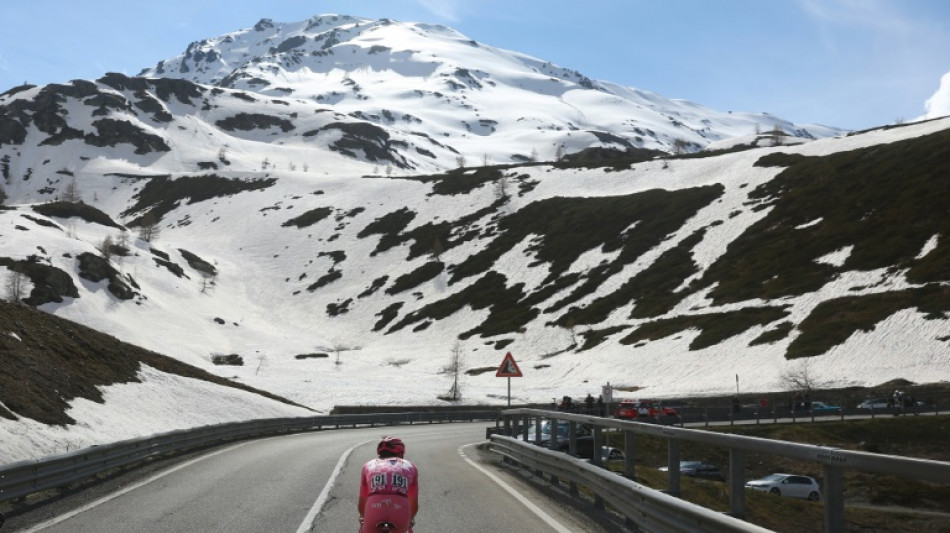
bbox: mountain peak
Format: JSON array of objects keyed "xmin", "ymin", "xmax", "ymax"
[{"xmin": 137, "ymin": 14, "xmax": 842, "ymax": 162}]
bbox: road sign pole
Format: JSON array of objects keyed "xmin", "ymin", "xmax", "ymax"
[{"xmin": 496, "ymin": 352, "xmax": 522, "ymax": 407}]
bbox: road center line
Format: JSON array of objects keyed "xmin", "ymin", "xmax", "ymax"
[
  {"xmin": 296, "ymin": 438, "xmax": 373, "ymax": 533},
  {"xmin": 458, "ymin": 442, "xmax": 572, "ymax": 533}
]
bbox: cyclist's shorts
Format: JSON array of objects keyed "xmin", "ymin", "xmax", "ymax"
[{"xmin": 360, "ymin": 494, "xmax": 412, "ymax": 533}]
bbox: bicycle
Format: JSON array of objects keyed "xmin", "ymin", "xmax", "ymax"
[{"xmin": 359, "ymin": 517, "xmax": 412, "ymax": 533}]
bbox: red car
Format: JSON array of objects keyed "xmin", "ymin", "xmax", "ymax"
[{"xmin": 614, "ymin": 399, "xmax": 677, "ymax": 419}]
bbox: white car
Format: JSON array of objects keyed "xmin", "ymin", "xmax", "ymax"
[
  {"xmin": 857, "ymin": 398, "xmax": 889, "ymax": 409},
  {"xmin": 745, "ymin": 473, "xmax": 821, "ymax": 501}
]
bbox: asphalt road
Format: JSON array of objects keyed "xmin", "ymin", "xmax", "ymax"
[{"xmin": 7, "ymin": 423, "xmax": 610, "ymax": 533}]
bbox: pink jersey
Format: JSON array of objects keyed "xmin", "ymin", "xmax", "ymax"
[{"xmin": 359, "ymin": 457, "xmax": 419, "ymax": 499}]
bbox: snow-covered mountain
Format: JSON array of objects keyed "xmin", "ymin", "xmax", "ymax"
[
  {"xmin": 138, "ymin": 14, "xmax": 841, "ymax": 165},
  {"xmin": 2, "ymin": 14, "xmax": 948, "ymax": 462}
]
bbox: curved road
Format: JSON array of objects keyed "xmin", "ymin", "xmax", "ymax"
[{"xmin": 10, "ymin": 423, "xmax": 608, "ymax": 532}]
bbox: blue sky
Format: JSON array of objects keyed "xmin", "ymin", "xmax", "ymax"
[{"xmin": 1, "ymin": 0, "xmax": 948, "ymax": 130}]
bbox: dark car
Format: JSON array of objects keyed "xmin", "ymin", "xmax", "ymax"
[
  {"xmin": 809, "ymin": 401, "xmax": 842, "ymax": 413},
  {"xmin": 517, "ymin": 420, "xmax": 597, "ymax": 457},
  {"xmin": 658, "ymin": 461, "xmax": 725, "ymax": 481}
]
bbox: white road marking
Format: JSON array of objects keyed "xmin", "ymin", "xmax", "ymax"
[
  {"xmin": 296, "ymin": 438, "xmax": 374, "ymax": 533},
  {"xmin": 20, "ymin": 441, "xmax": 253, "ymax": 532},
  {"xmin": 458, "ymin": 442, "xmax": 573, "ymax": 533}
]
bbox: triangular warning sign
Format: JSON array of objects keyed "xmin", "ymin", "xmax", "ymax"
[{"xmin": 496, "ymin": 352, "xmax": 523, "ymax": 377}]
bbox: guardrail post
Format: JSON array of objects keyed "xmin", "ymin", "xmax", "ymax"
[
  {"xmin": 623, "ymin": 430, "xmax": 636, "ymax": 480},
  {"xmin": 591, "ymin": 427, "xmax": 603, "ymax": 467},
  {"xmin": 568, "ymin": 421, "xmax": 578, "ymax": 457},
  {"xmin": 823, "ymin": 464, "xmax": 845, "ymax": 533},
  {"xmin": 704, "ymin": 408, "xmax": 709, "ymax": 427},
  {"xmin": 667, "ymin": 439, "xmax": 681, "ymax": 496},
  {"xmin": 594, "ymin": 492, "xmax": 606, "ymax": 511},
  {"xmin": 728, "ymin": 448, "xmax": 746, "ymax": 519},
  {"xmin": 549, "ymin": 416, "xmax": 560, "ymax": 485}
]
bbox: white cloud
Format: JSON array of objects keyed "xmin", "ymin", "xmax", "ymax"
[
  {"xmin": 923, "ymin": 72, "xmax": 950, "ymax": 120},
  {"xmin": 415, "ymin": 0, "xmax": 464, "ymax": 22},
  {"xmin": 798, "ymin": 0, "xmax": 914, "ymax": 33}
]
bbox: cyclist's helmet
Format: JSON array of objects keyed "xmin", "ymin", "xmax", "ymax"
[{"xmin": 377, "ymin": 436, "xmax": 405, "ymax": 458}]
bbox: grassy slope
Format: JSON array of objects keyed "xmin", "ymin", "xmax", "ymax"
[{"xmin": 0, "ymin": 301, "xmax": 309, "ymax": 425}]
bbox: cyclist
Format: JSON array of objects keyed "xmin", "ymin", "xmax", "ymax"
[{"xmin": 358, "ymin": 436, "xmax": 419, "ymax": 533}]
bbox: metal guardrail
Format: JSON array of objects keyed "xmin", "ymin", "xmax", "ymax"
[
  {"xmin": 491, "ymin": 435, "xmax": 771, "ymax": 533},
  {"xmin": 496, "ymin": 408, "xmax": 950, "ymax": 533},
  {"xmin": 672, "ymin": 403, "xmax": 943, "ymax": 427},
  {"xmin": 554, "ymin": 401, "xmax": 944, "ymax": 427},
  {"xmin": 0, "ymin": 410, "xmax": 496, "ymax": 504}
]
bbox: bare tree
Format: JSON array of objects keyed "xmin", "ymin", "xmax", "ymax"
[
  {"xmin": 5, "ymin": 270, "xmax": 26, "ymax": 303},
  {"xmin": 561, "ymin": 316, "xmax": 578, "ymax": 348},
  {"xmin": 455, "ymin": 155, "xmax": 466, "ymax": 169},
  {"xmin": 554, "ymin": 144, "xmax": 565, "ymax": 161},
  {"xmin": 331, "ymin": 341, "xmax": 349, "ymax": 365},
  {"xmin": 672, "ymin": 138, "xmax": 690, "ymax": 155},
  {"xmin": 431, "ymin": 237, "xmax": 445, "ymax": 261},
  {"xmin": 116, "ymin": 230, "xmax": 131, "ymax": 250},
  {"xmin": 779, "ymin": 359, "xmax": 824, "ymax": 394},
  {"xmin": 770, "ymin": 125, "xmax": 786, "ymax": 146},
  {"xmin": 61, "ymin": 177, "xmax": 82, "ymax": 203},
  {"xmin": 200, "ymin": 273, "xmax": 217, "ymax": 294},
  {"xmin": 494, "ymin": 174, "xmax": 510, "ymax": 202},
  {"xmin": 0, "ymin": 183, "xmax": 7, "ymax": 205},
  {"xmin": 444, "ymin": 341, "xmax": 464, "ymax": 401},
  {"xmin": 138, "ymin": 212, "xmax": 160, "ymax": 243},
  {"xmin": 98, "ymin": 235, "xmax": 115, "ymax": 260}
]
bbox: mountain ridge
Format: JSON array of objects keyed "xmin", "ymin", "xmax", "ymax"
[{"xmin": 1, "ymin": 14, "xmax": 948, "ymax": 462}]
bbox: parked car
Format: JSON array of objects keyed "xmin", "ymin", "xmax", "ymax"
[
  {"xmin": 857, "ymin": 398, "xmax": 889, "ymax": 409},
  {"xmin": 745, "ymin": 473, "xmax": 821, "ymax": 501},
  {"xmin": 600, "ymin": 447, "xmax": 626, "ymax": 462},
  {"xmin": 809, "ymin": 401, "xmax": 841, "ymax": 413},
  {"xmin": 614, "ymin": 399, "xmax": 678, "ymax": 419},
  {"xmin": 586, "ymin": 446, "xmax": 626, "ymax": 466},
  {"xmin": 658, "ymin": 461, "xmax": 725, "ymax": 481},
  {"xmin": 517, "ymin": 420, "xmax": 595, "ymax": 456}
]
